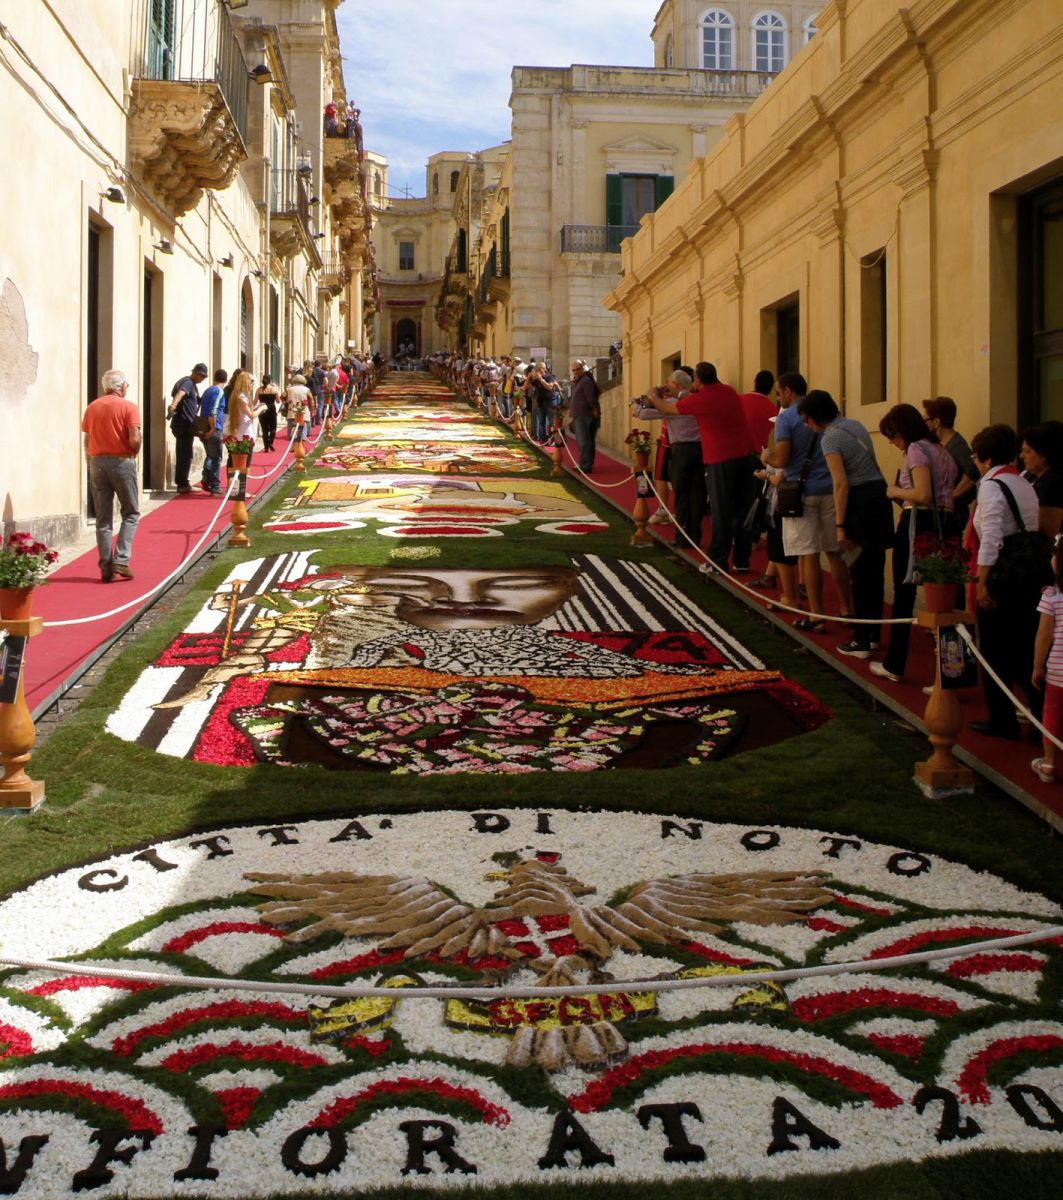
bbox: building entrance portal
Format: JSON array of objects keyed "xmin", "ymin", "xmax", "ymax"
[
  {"xmin": 1021, "ymin": 178, "xmax": 1063, "ymax": 426},
  {"xmin": 394, "ymin": 317, "xmax": 419, "ymax": 358}
]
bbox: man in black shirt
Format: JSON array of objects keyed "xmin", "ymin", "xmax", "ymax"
[{"xmin": 167, "ymin": 363, "xmax": 208, "ymax": 494}]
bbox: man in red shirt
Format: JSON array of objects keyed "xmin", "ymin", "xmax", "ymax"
[
  {"xmin": 648, "ymin": 361, "xmax": 757, "ymax": 572},
  {"xmin": 740, "ymin": 370, "xmax": 779, "ymax": 454},
  {"xmin": 81, "ymin": 368, "xmax": 141, "ymax": 582}
]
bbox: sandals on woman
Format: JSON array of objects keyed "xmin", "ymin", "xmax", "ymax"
[
  {"xmin": 1031, "ymin": 758, "xmax": 1056, "ymax": 784},
  {"xmin": 793, "ymin": 616, "xmax": 827, "ymax": 633}
]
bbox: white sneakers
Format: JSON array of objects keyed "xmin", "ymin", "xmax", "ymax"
[
  {"xmin": 648, "ymin": 508, "xmax": 671, "ymax": 525},
  {"xmin": 869, "ymin": 661, "xmax": 901, "ymax": 684}
]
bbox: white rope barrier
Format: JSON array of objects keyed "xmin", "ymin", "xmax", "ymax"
[
  {"xmin": 245, "ymin": 436, "xmax": 294, "ymax": 481},
  {"xmin": 640, "ymin": 473, "xmax": 916, "ymax": 628},
  {"xmin": 2, "ymin": 925, "xmax": 1061, "ymax": 1002},
  {"xmin": 44, "ymin": 475, "xmax": 241, "ymax": 629},
  {"xmin": 557, "ymin": 424, "xmax": 637, "ymax": 490},
  {"xmin": 956, "ymin": 624, "xmax": 1063, "ymax": 753}
]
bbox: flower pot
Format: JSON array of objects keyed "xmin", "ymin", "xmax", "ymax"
[
  {"xmin": 921, "ymin": 582, "xmax": 956, "ymax": 614},
  {"xmin": 633, "ymin": 450, "xmax": 650, "ymax": 473},
  {"xmin": 231, "ymin": 453, "xmax": 249, "ymax": 471},
  {"xmin": 0, "ymin": 587, "xmax": 34, "ymax": 621}
]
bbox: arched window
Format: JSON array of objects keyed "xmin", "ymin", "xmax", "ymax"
[
  {"xmin": 432, "ymin": 171, "xmax": 439, "ymax": 195},
  {"xmin": 803, "ymin": 15, "xmax": 818, "ymax": 44},
  {"xmin": 752, "ymin": 11, "xmax": 787, "ymax": 73},
  {"xmin": 663, "ymin": 34, "xmax": 673, "ymax": 68},
  {"xmin": 701, "ymin": 9, "xmax": 735, "ymax": 71},
  {"xmin": 374, "ymin": 171, "xmax": 382, "ymax": 196},
  {"xmin": 450, "ymin": 170, "xmax": 460, "ymax": 192}
]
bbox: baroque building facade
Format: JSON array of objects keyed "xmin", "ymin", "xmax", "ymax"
[
  {"xmin": 370, "ymin": 150, "xmax": 482, "ymax": 358},
  {"xmin": 0, "ymin": 0, "xmax": 373, "ymax": 546},
  {"xmin": 606, "ymin": 0, "xmax": 1063, "ymax": 459},
  {"xmin": 442, "ymin": 2, "xmax": 821, "ymax": 371}
]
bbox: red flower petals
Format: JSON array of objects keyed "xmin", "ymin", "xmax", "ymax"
[
  {"xmin": 214, "ymin": 1087, "xmax": 261, "ymax": 1130},
  {"xmin": 958, "ymin": 1033, "xmax": 1063, "ymax": 1104},
  {"xmin": 309, "ymin": 1077, "xmax": 510, "ymax": 1129},
  {"xmin": 28, "ymin": 976, "xmax": 154, "ymax": 998},
  {"xmin": 0, "ymin": 1080, "xmax": 164, "ymax": 1134},
  {"xmin": 791, "ymin": 989, "xmax": 961, "ymax": 1023},
  {"xmin": 159, "ymin": 1040, "xmax": 329, "ymax": 1072},
  {"xmin": 867, "ymin": 1033, "xmax": 925, "ymax": 1060},
  {"xmin": 162, "ymin": 922, "xmax": 286, "ymax": 955},
  {"xmin": 112, "ymin": 1000, "xmax": 306, "ymax": 1057},
  {"xmin": 0, "ymin": 1022, "xmax": 34, "ymax": 1058},
  {"xmin": 568, "ymin": 1042, "xmax": 903, "ymax": 1112}
]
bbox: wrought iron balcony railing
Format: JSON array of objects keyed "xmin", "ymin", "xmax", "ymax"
[
  {"xmin": 132, "ymin": 0, "xmax": 248, "ymax": 143},
  {"xmin": 561, "ymin": 225, "xmax": 641, "ymax": 254},
  {"xmin": 271, "ymin": 169, "xmax": 312, "ymax": 225}
]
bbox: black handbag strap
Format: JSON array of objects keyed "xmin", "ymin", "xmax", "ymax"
[
  {"xmin": 796, "ymin": 434, "xmax": 819, "ymax": 483},
  {"xmin": 991, "ymin": 475, "xmax": 1028, "ymax": 533}
]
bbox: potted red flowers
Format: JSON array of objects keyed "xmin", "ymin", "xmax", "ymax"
[
  {"xmin": 912, "ymin": 532, "xmax": 971, "ymax": 613},
  {"xmin": 0, "ymin": 532, "xmax": 60, "ymax": 620},
  {"xmin": 224, "ymin": 435, "xmax": 255, "ymax": 471}
]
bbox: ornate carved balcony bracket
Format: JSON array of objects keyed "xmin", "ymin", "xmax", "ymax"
[
  {"xmin": 487, "ymin": 276, "xmax": 511, "ymax": 304},
  {"xmin": 324, "ymin": 139, "xmax": 362, "ymax": 190},
  {"xmin": 129, "ymin": 80, "xmax": 246, "ymax": 216},
  {"xmin": 269, "ymin": 218, "xmax": 302, "ymax": 260}
]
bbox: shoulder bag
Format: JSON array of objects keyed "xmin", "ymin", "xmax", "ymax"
[
  {"xmin": 775, "ymin": 435, "xmax": 819, "ymax": 519},
  {"xmin": 985, "ymin": 478, "xmax": 1053, "ymax": 608}
]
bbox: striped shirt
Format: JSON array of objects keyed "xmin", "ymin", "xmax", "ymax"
[{"xmin": 1037, "ymin": 587, "xmax": 1063, "ymax": 687}]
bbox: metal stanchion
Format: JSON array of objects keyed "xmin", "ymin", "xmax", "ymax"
[
  {"xmin": 914, "ymin": 609, "xmax": 976, "ymax": 795},
  {"xmin": 0, "ymin": 615, "xmax": 46, "ymax": 809}
]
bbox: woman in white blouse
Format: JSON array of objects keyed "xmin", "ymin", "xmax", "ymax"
[
  {"xmin": 224, "ymin": 370, "xmax": 262, "ymax": 501},
  {"xmin": 970, "ymin": 423, "xmax": 1043, "ymax": 739}
]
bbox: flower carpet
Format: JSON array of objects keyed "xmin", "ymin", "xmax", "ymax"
[{"xmin": 2, "ymin": 373, "xmax": 1062, "ymax": 1198}]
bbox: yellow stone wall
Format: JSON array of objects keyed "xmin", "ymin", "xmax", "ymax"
[{"xmin": 607, "ymin": 0, "xmax": 1063, "ymax": 469}]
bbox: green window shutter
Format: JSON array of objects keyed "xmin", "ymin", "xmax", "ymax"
[
  {"xmin": 655, "ymin": 175, "xmax": 675, "ymax": 209},
  {"xmin": 606, "ymin": 174, "xmax": 623, "ymax": 227}
]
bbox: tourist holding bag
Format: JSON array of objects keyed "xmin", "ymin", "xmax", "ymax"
[
  {"xmin": 970, "ymin": 424, "xmax": 1047, "ymax": 738},
  {"xmin": 870, "ymin": 404, "xmax": 958, "ymax": 684}
]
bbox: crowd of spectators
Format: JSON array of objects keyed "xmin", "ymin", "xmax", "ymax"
[{"xmin": 425, "ymin": 345, "xmax": 1063, "ymax": 784}]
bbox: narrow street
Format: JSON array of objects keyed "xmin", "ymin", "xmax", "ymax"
[{"xmin": 0, "ymin": 376, "xmax": 1060, "ymax": 1198}]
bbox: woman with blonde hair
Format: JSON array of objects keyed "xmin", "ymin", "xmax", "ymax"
[{"xmin": 224, "ymin": 369, "xmax": 260, "ymax": 501}]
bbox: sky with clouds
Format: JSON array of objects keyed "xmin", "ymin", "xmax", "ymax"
[{"xmin": 336, "ymin": 1, "xmax": 656, "ymax": 199}]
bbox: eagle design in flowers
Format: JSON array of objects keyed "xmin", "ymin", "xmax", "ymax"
[{"xmin": 245, "ymin": 853, "xmax": 832, "ymax": 1072}]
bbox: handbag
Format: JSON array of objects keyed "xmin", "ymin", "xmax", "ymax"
[
  {"xmin": 192, "ymin": 415, "xmax": 212, "ymax": 438},
  {"xmin": 985, "ymin": 478, "xmax": 1053, "ymax": 608},
  {"xmin": 776, "ymin": 435, "xmax": 819, "ymax": 519}
]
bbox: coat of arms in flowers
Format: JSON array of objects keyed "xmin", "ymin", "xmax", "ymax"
[{"xmin": 0, "ymin": 812, "xmax": 1061, "ymax": 1194}]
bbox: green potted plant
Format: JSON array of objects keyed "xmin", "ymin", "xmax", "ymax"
[
  {"xmin": 0, "ymin": 532, "xmax": 59, "ymax": 620},
  {"xmin": 913, "ymin": 532, "xmax": 971, "ymax": 613}
]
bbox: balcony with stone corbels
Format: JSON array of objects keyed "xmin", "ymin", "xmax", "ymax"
[{"xmin": 128, "ymin": 0, "xmax": 248, "ymax": 216}]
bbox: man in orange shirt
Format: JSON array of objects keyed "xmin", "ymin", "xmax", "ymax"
[{"xmin": 81, "ymin": 369, "xmax": 142, "ymax": 582}]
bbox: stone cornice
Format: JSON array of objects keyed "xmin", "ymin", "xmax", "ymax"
[{"xmin": 892, "ymin": 144, "xmax": 939, "ymax": 199}]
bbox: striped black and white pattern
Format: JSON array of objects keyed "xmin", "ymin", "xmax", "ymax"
[
  {"xmin": 542, "ymin": 554, "xmax": 764, "ymax": 672},
  {"xmin": 107, "ymin": 552, "xmax": 315, "ymax": 755}
]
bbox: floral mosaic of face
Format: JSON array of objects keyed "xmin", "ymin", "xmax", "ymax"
[{"xmin": 329, "ymin": 565, "xmax": 580, "ymax": 631}]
